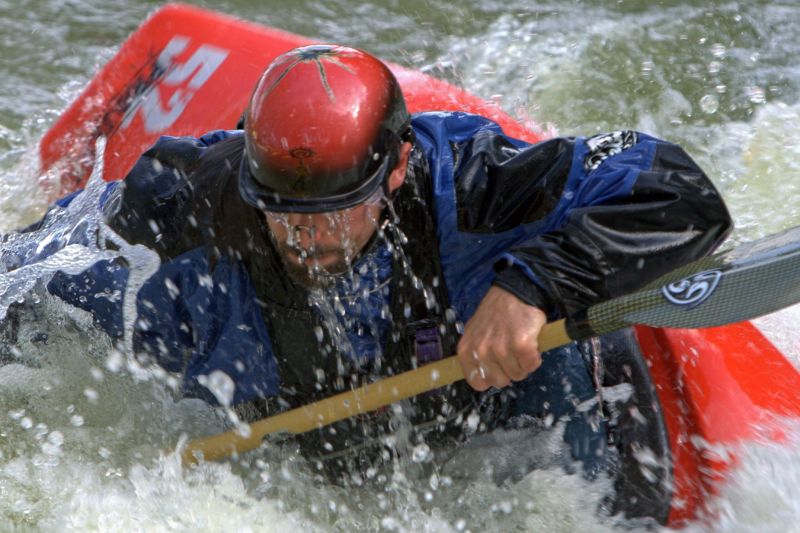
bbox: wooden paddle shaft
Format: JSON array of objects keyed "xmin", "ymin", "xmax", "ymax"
[{"xmin": 181, "ymin": 318, "xmax": 570, "ymax": 465}]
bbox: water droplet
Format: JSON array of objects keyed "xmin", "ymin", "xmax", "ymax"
[
  {"xmin": 83, "ymin": 388, "xmax": 98, "ymax": 403},
  {"xmin": 105, "ymin": 350, "xmax": 123, "ymax": 373},
  {"xmin": 70, "ymin": 414, "xmax": 84, "ymax": 427},
  {"xmin": 746, "ymin": 86, "xmax": 766, "ymax": 104},
  {"xmin": 412, "ymin": 443, "xmax": 432, "ymax": 463},
  {"xmin": 197, "ymin": 370, "xmax": 235, "ymax": 407},
  {"xmin": 465, "ymin": 411, "xmax": 480, "ymax": 433},
  {"xmin": 235, "ymin": 422, "xmax": 251, "ymax": 438},
  {"xmin": 700, "ymin": 94, "xmax": 719, "ymax": 114},
  {"xmin": 47, "ymin": 431, "xmax": 64, "ymax": 447},
  {"xmin": 710, "ymin": 43, "xmax": 727, "ymax": 59}
]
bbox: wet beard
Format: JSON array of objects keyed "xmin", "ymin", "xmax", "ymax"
[{"xmin": 275, "ymin": 243, "xmax": 351, "ymax": 290}]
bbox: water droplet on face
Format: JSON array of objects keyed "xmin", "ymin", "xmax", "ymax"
[{"xmin": 700, "ymin": 94, "xmax": 719, "ymax": 114}]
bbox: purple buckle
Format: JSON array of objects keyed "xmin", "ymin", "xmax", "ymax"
[{"xmin": 414, "ymin": 326, "xmax": 443, "ymax": 364}]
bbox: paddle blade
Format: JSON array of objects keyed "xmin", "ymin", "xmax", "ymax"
[{"xmin": 571, "ymin": 226, "xmax": 800, "ymax": 337}]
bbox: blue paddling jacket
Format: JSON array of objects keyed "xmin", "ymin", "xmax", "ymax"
[{"xmin": 43, "ymin": 112, "xmax": 731, "ymax": 464}]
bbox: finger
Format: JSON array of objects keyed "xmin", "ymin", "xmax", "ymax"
[
  {"xmin": 463, "ymin": 349, "xmax": 491, "ymax": 391},
  {"xmin": 460, "ymin": 347, "xmax": 508, "ymax": 391},
  {"xmin": 516, "ymin": 348, "xmax": 543, "ymax": 376},
  {"xmin": 457, "ymin": 344, "xmax": 486, "ymax": 391},
  {"xmin": 472, "ymin": 353, "xmax": 511, "ymax": 390},
  {"xmin": 495, "ymin": 348, "xmax": 527, "ymax": 382},
  {"xmin": 466, "ymin": 366, "xmax": 491, "ymax": 391}
]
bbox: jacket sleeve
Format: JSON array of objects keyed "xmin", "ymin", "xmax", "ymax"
[
  {"xmin": 109, "ymin": 129, "xmax": 240, "ymax": 260},
  {"xmin": 43, "ymin": 131, "xmax": 236, "ymax": 341},
  {"xmin": 453, "ymin": 129, "xmax": 733, "ymax": 318}
]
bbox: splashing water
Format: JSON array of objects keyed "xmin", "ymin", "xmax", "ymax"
[{"xmin": 0, "ymin": 137, "xmax": 161, "ymax": 355}]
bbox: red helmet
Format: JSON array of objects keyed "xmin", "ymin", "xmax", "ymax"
[{"xmin": 239, "ymin": 45, "xmax": 410, "ymax": 212}]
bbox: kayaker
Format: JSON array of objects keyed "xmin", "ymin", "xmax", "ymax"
[{"xmin": 39, "ymin": 44, "xmax": 731, "ymax": 481}]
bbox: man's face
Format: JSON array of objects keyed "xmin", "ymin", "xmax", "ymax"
[
  {"xmin": 265, "ymin": 196, "xmax": 384, "ymax": 289},
  {"xmin": 263, "ymin": 141, "xmax": 412, "ymax": 289}
]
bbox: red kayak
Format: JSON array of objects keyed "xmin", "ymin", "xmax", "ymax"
[{"xmin": 38, "ymin": 3, "xmax": 800, "ymax": 527}]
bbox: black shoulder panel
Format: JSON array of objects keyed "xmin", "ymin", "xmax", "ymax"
[{"xmin": 455, "ymin": 132, "xmax": 573, "ymax": 233}]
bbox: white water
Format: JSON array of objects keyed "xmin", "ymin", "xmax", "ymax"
[{"xmin": 3, "ymin": 2, "xmax": 800, "ymax": 531}]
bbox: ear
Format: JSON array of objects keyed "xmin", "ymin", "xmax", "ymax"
[{"xmin": 386, "ymin": 141, "xmax": 412, "ymax": 194}]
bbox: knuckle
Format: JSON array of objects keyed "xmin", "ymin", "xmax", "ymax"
[
  {"xmin": 510, "ymin": 335, "xmax": 533, "ymax": 354},
  {"xmin": 521, "ymin": 355, "xmax": 541, "ymax": 375},
  {"xmin": 494, "ymin": 375, "xmax": 511, "ymax": 389},
  {"xmin": 510, "ymin": 368, "xmax": 527, "ymax": 381},
  {"xmin": 494, "ymin": 349, "xmax": 511, "ymax": 362}
]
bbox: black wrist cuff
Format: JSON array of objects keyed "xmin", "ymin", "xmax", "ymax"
[{"xmin": 492, "ymin": 264, "xmax": 553, "ymax": 314}]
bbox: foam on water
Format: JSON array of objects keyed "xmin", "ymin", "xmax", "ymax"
[
  {"xmin": 682, "ymin": 421, "xmax": 800, "ymax": 532},
  {"xmin": 0, "ymin": 293, "xmax": 624, "ymax": 531}
]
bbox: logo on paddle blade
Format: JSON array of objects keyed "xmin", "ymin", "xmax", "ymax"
[{"xmin": 661, "ymin": 270, "xmax": 722, "ymax": 307}]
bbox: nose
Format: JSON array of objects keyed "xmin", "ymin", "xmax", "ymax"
[
  {"xmin": 292, "ymin": 223, "xmax": 316, "ymax": 248},
  {"xmin": 285, "ymin": 213, "xmax": 335, "ymax": 248}
]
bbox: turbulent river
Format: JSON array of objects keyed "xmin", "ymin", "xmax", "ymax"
[{"xmin": 2, "ymin": 0, "xmax": 800, "ymax": 531}]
